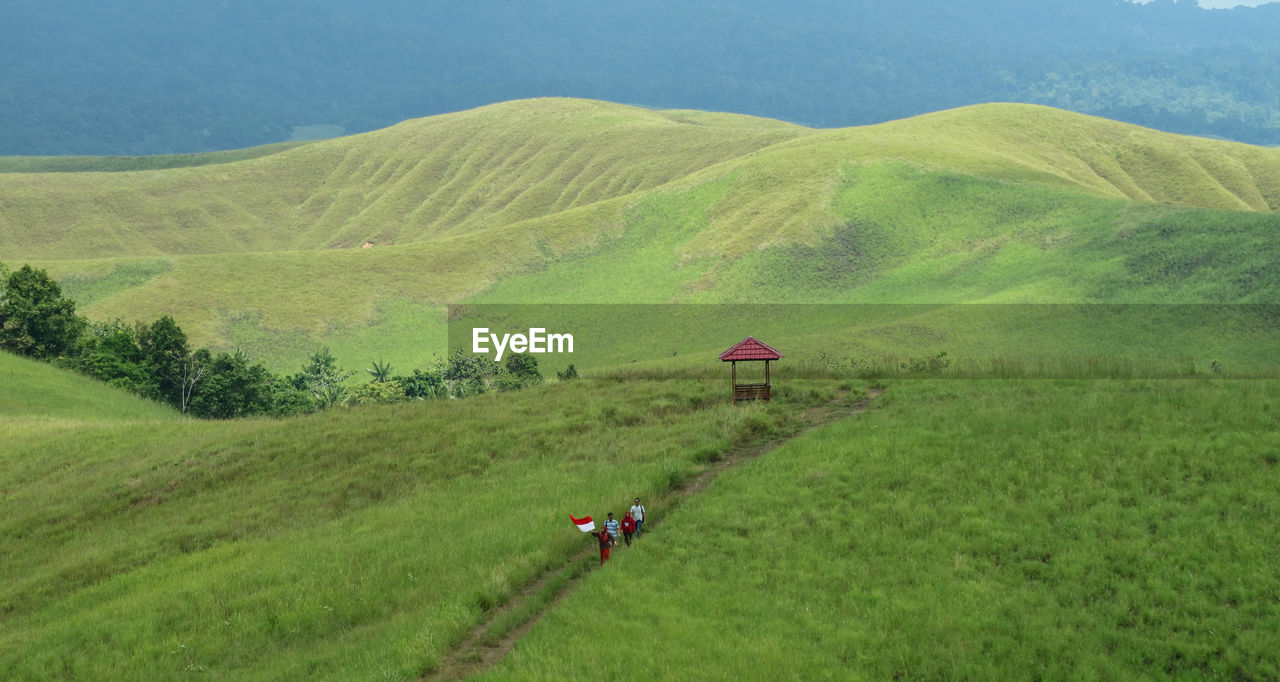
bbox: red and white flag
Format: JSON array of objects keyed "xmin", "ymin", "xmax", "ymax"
[{"xmin": 569, "ymin": 514, "xmax": 595, "ymax": 532}]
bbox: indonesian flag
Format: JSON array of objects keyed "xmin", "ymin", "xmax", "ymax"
[{"xmin": 569, "ymin": 514, "xmax": 595, "ymax": 532}]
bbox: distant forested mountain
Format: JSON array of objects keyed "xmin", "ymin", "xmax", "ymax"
[{"xmin": 3, "ymin": 0, "xmax": 1279, "ymax": 155}]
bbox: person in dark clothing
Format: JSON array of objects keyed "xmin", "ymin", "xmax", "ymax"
[{"xmin": 621, "ymin": 510, "xmax": 637, "ymax": 547}]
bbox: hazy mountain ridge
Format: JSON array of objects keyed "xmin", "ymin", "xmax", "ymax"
[{"xmin": 4, "ymin": 0, "xmax": 1280, "ymax": 155}]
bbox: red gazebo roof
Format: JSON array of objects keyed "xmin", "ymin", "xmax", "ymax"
[{"xmin": 719, "ymin": 336, "xmax": 783, "ymax": 362}]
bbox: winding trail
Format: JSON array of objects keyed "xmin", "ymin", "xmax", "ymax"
[{"xmin": 426, "ymin": 386, "xmax": 884, "ymax": 680}]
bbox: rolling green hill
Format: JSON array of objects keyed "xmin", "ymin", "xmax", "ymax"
[
  {"xmin": 3, "ymin": 98, "xmax": 1278, "ymax": 373},
  {"xmin": 5, "ymin": 100, "xmax": 1277, "ymax": 262},
  {"xmin": 0, "ymin": 99, "xmax": 811, "ymax": 260},
  {"xmin": 0, "ymin": 351, "xmax": 179, "ymax": 425}
]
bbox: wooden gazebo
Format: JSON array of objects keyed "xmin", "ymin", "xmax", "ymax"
[{"xmin": 719, "ymin": 336, "xmax": 782, "ymax": 404}]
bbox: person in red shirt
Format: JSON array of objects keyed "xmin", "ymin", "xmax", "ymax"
[
  {"xmin": 621, "ymin": 511, "xmax": 637, "ymax": 547},
  {"xmin": 596, "ymin": 526, "xmax": 612, "ymax": 566}
]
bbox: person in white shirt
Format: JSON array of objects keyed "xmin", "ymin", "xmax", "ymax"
[{"xmin": 630, "ymin": 498, "xmax": 646, "ymax": 537}]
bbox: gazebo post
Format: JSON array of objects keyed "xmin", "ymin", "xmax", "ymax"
[
  {"xmin": 731, "ymin": 360, "xmax": 737, "ymax": 403},
  {"xmin": 765, "ymin": 360, "xmax": 771, "ymax": 388}
]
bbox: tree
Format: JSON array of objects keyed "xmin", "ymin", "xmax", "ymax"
[
  {"xmin": 137, "ymin": 316, "xmax": 192, "ymax": 409},
  {"xmin": 367, "ymin": 358, "xmax": 393, "ymax": 383},
  {"xmin": 71, "ymin": 319, "xmax": 156, "ymax": 396},
  {"xmin": 176, "ymin": 349, "xmax": 211, "ymax": 415},
  {"xmin": 0, "ymin": 264, "xmax": 86, "ymax": 358},
  {"xmin": 441, "ymin": 349, "xmax": 502, "ymax": 398},
  {"xmin": 266, "ymin": 376, "xmax": 316, "ymax": 417},
  {"xmin": 291, "ymin": 347, "xmax": 355, "ymax": 408},
  {"xmin": 188, "ymin": 350, "xmax": 273, "ymax": 419},
  {"xmin": 318, "ymin": 383, "xmax": 348, "ymax": 408}
]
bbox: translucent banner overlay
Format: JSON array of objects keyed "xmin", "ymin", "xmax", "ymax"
[{"xmin": 446, "ymin": 304, "xmax": 1280, "ymax": 379}]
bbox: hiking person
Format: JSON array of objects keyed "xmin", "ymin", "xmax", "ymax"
[
  {"xmin": 595, "ymin": 526, "xmax": 613, "ymax": 566},
  {"xmin": 604, "ymin": 512, "xmax": 620, "ymax": 547},
  {"xmin": 630, "ymin": 498, "xmax": 646, "ymax": 536},
  {"xmin": 621, "ymin": 510, "xmax": 637, "ymax": 547}
]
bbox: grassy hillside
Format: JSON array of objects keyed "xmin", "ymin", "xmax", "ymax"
[
  {"xmin": 6, "ymin": 357, "xmax": 1277, "ymax": 678},
  {"xmin": 0, "ymin": 99, "xmax": 811, "ymax": 260},
  {"xmin": 0, "ymin": 351, "xmax": 178, "ymax": 425},
  {"xmin": 450, "ymin": 301, "xmax": 1280, "ymax": 381},
  {"xmin": 3, "ymin": 99, "xmax": 1279, "ymax": 373},
  {"xmin": 668, "ymin": 104, "xmax": 1280, "ymax": 260},
  {"xmin": 5, "ymin": 97, "xmax": 1279, "ymax": 681},
  {"xmin": 484, "ymin": 379, "xmax": 1280, "ymax": 680},
  {"xmin": 472, "ymin": 162, "xmax": 1280, "ymax": 304},
  {"xmin": 4, "ymin": 100, "xmax": 1277, "ymax": 262},
  {"xmin": 0, "ymin": 377, "xmax": 837, "ymax": 679}
]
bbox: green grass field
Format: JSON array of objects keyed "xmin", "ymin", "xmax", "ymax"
[
  {"xmin": 0, "ymin": 376, "xmax": 837, "ymax": 679},
  {"xmin": 483, "ymin": 379, "xmax": 1280, "ymax": 680},
  {"xmin": 6, "ymin": 369, "xmax": 1278, "ymax": 679}
]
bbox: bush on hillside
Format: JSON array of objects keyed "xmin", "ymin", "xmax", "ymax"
[
  {"xmin": 440, "ymin": 349, "xmax": 543, "ymax": 396},
  {"xmin": 503, "ymin": 352, "xmax": 543, "ymax": 386},
  {"xmin": 396, "ymin": 368, "xmax": 448, "ymax": 400},
  {"xmin": 557, "ymin": 364, "xmax": 580, "ymax": 381},
  {"xmin": 345, "ymin": 380, "xmax": 408, "ymax": 406}
]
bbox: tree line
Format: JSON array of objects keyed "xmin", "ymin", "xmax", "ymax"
[{"xmin": 0, "ymin": 262, "xmax": 547, "ymax": 419}]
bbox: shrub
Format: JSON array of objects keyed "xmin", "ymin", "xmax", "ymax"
[
  {"xmin": 557, "ymin": 364, "xmax": 580, "ymax": 381},
  {"xmin": 397, "ymin": 368, "xmax": 448, "ymax": 399},
  {"xmin": 345, "ymin": 380, "xmax": 408, "ymax": 406}
]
